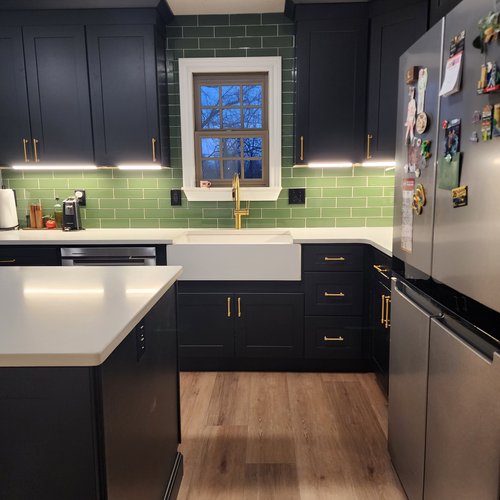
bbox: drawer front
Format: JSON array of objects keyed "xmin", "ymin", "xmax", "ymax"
[
  {"xmin": 305, "ymin": 316, "xmax": 363, "ymax": 359},
  {"xmin": 303, "ymin": 244, "xmax": 364, "ymax": 272},
  {"xmin": 305, "ymin": 272, "xmax": 363, "ymax": 316},
  {"xmin": 0, "ymin": 246, "xmax": 60, "ymax": 266}
]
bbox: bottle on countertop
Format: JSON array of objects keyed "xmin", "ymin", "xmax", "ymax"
[{"xmin": 54, "ymin": 198, "xmax": 63, "ymax": 229}]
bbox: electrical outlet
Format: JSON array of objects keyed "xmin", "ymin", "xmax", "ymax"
[
  {"xmin": 171, "ymin": 189, "xmax": 182, "ymax": 206},
  {"xmin": 289, "ymin": 188, "xmax": 305, "ymax": 205},
  {"xmin": 74, "ymin": 189, "xmax": 86, "ymax": 207}
]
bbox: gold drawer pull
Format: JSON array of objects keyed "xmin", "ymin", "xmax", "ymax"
[
  {"xmin": 237, "ymin": 296, "xmax": 241, "ymax": 318},
  {"xmin": 373, "ymin": 264, "xmax": 389, "ymax": 273},
  {"xmin": 324, "ymin": 336, "xmax": 344, "ymax": 342},
  {"xmin": 0, "ymin": 259, "xmax": 16, "ymax": 264},
  {"xmin": 22, "ymin": 139, "xmax": 29, "ymax": 162},
  {"xmin": 300, "ymin": 135, "xmax": 304, "ymax": 161},
  {"xmin": 151, "ymin": 137, "xmax": 157, "ymax": 162},
  {"xmin": 384, "ymin": 296, "xmax": 391, "ymax": 329},
  {"xmin": 227, "ymin": 297, "xmax": 231, "ymax": 318},
  {"xmin": 33, "ymin": 138, "xmax": 39, "ymax": 162},
  {"xmin": 324, "ymin": 292, "xmax": 345, "ymax": 298},
  {"xmin": 324, "ymin": 256, "xmax": 345, "ymax": 261},
  {"xmin": 381, "ymin": 294, "xmax": 386, "ymax": 325}
]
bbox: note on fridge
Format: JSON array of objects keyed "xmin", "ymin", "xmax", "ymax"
[{"xmin": 439, "ymin": 51, "xmax": 463, "ymax": 97}]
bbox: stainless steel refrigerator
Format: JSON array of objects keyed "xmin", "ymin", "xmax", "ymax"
[{"xmin": 389, "ymin": 1, "xmax": 500, "ymax": 499}]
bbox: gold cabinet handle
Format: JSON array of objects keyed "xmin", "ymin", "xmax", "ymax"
[
  {"xmin": 151, "ymin": 137, "xmax": 157, "ymax": 162},
  {"xmin": 0, "ymin": 259, "xmax": 16, "ymax": 264},
  {"xmin": 373, "ymin": 264, "xmax": 390, "ymax": 280},
  {"xmin": 324, "ymin": 256, "xmax": 345, "ymax": 262},
  {"xmin": 237, "ymin": 297, "xmax": 241, "ymax": 318},
  {"xmin": 22, "ymin": 139, "xmax": 29, "ymax": 162},
  {"xmin": 324, "ymin": 292, "xmax": 345, "ymax": 298},
  {"xmin": 300, "ymin": 135, "xmax": 304, "ymax": 161},
  {"xmin": 380, "ymin": 294, "xmax": 386, "ymax": 325},
  {"xmin": 227, "ymin": 296, "xmax": 231, "ymax": 318},
  {"xmin": 384, "ymin": 296, "xmax": 391, "ymax": 328},
  {"xmin": 367, "ymin": 133, "xmax": 373, "ymax": 160},
  {"xmin": 324, "ymin": 336, "xmax": 344, "ymax": 342},
  {"xmin": 33, "ymin": 138, "xmax": 39, "ymax": 162}
]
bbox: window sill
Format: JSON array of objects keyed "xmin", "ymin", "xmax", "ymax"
[{"xmin": 182, "ymin": 187, "xmax": 282, "ymax": 202}]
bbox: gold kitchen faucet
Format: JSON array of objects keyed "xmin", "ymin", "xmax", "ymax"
[{"xmin": 232, "ymin": 174, "xmax": 249, "ymax": 229}]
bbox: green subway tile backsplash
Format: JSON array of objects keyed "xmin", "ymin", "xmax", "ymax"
[{"xmin": 1, "ymin": 12, "xmax": 394, "ymax": 230}]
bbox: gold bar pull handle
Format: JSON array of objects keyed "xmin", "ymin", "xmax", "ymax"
[
  {"xmin": 237, "ymin": 297, "xmax": 241, "ymax": 318},
  {"xmin": 367, "ymin": 133, "xmax": 373, "ymax": 160},
  {"xmin": 22, "ymin": 139, "xmax": 29, "ymax": 162},
  {"xmin": 227, "ymin": 297, "xmax": 231, "ymax": 318},
  {"xmin": 324, "ymin": 256, "xmax": 345, "ymax": 262},
  {"xmin": 373, "ymin": 264, "xmax": 390, "ymax": 280},
  {"xmin": 384, "ymin": 296, "xmax": 391, "ymax": 328},
  {"xmin": 380, "ymin": 294, "xmax": 386, "ymax": 325},
  {"xmin": 324, "ymin": 292, "xmax": 345, "ymax": 298},
  {"xmin": 300, "ymin": 135, "xmax": 304, "ymax": 161},
  {"xmin": 324, "ymin": 336, "xmax": 344, "ymax": 342},
  {"xmin": 151, "ymin": 138, "xmax": 157, "ymax": 162},
  {"xmin": 32, "ymin": 138, "xmax": 39, "ymax": 162},
  {"xmin": 0, "ymin": 259, "xmax": 16, "ymax": 264}
]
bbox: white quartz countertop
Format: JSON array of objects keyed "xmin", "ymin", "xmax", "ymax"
[
  {"xmin": 0, "ymin": 266, "xmax": 182, "ymax": 367},
  {"xmin": 0, "ymin": 227, "xmax": 393, "ymax": 255}
]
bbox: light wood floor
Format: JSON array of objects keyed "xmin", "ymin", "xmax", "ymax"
[{"xmin": 177, "ymin": 372, "xmax": 406, "ymax": 500}]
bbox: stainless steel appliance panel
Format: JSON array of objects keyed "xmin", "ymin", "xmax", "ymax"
[
  {"xmin": 425, "ymin": 317, "xmax": 500, "ymax": 500},
  {"xmin": 432, "ymin": 0, "xmax": 500, "ymax": 313},
  {"xmin": 61, "ymin": 246, "xmax": 157, "ymax": 266},
  {"xmin": 393, "ymin": 20, "xmax": 444, "ymax": 276},
  {"xmin": 388, "ymin": 279, "xmax": 433, "ymax": 500}
]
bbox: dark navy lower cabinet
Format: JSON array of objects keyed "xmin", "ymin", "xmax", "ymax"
[
  {"xmin": 0, "ymin": 287, "xmax": 182, "ymax": 500},
  {"xmin": 0, "ymin": 245, "xmax": 60, "ymax": 266}
]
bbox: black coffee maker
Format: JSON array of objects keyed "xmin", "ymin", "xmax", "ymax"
[{"xmin": 62, "ymin": 197, "xmax": 83, "ymax": 231}]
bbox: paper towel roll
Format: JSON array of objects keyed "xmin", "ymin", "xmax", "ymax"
[{"xmin": 0, "ymin": 189, "xmax": 19, "ymax": 229}]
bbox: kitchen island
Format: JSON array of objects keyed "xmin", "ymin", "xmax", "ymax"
[{"xmin": 0, "ymin": 266, "xmax": 183, "ymax": 500}]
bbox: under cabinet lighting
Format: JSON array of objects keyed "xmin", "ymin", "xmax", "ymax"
[
  {"xmin": 306, "ymin": 162, "xmax": 354, "ymax": 168},
  {"xmin": 117, "ymin": 164, "xmax": 163, "ymax": 170},
  {"xmin": 12, "ymin": 165, "xmax": 98, "ymax": 170},
  {"xmin": 24, "ymin": 288, "xmax": 104, "ymax": 295},
  {"xmin": 359, "ymin": 161, "xmax": 396, "ymax": 168}
]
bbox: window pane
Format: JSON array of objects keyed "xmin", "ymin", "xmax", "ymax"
[
  {"xmin": 243, "ymin": 137, "xmax": 262, "ymax": 158},
  {"xmin": 201, "ymin": 138, "xmax": 220, "ymax": 157},
  {"xmin": 244, "ymin": 160, "xmax": 263, "ymax": 179},
  {"xmin": 243, "ymin": 108, "xmax": 262, "ymax": 129},
  {"xmin": 223, "ymin": 138, "xmax": 241, "ymax": 157},
  {"xmin": 202, "ymin": 160, "xmax": 221, "ymax": 179},
  {"xmin": 201, "ymin": 109, "xmax": 220, "ymax": 129},
  {"xmin": 221, "ymin": 85, "xmax": 240, "ymax": 106},
  {"xmin": 222, "ymin": 109, "xmax": 241, "ymax": 128},
  {"xmin": 200, "ymin": 85, "xmax": 219, "ymax": 106},
  {"xmin": 223, "ymin": 160, "xmax": 241, "ymax": 179},
  {"xmin": 243, "ymin": 85, "xmax": 262, "ymax": 106}
]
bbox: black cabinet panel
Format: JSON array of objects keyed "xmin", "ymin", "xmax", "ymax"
[
  {"xmin": 0, "ymin": 245, "xmax": 60, "ymax": 266},
  {"xmin": 429, "ymin": 0, "xmax": 462, "ymax": 26},
  {"xmin": 0, "ymin": 27, "xmax": 31, "ymax": 166},
  {"xmin": 177, "ymin": 293, "xmax": 235, "ymax": 357},
  {"xmin": 305, "ymin": 272, "xmax": 364, "ymax": 316},
  {"xmin": 305, "ymin": 316, "xmax": 363, "ymax": 359},
  {"xmin": 23, "ymin": 25, "xmax": 93, "ymax": 163},
  {"xmin": 366, "ymin": 2, "xmax": 428, "ymax": 160},
  {"xmin": 235, "ymin": 293, "xmax": 304, "ymax": 358},
  {"xmin": 296, "ymin": 9, "xmax": 368, "ymax": 164},
  {"xmin": 303, "ymin": 244, "xmax": 364, "ymax": 272},
  {"xmin": 87, "ymin": 25, "xmax": 161, "ymax": 165}
]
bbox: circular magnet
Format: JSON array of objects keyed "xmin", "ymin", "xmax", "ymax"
[
  {"xmin": 416, "ymin": 112, "xmax": 429, "ymax": 134},
  {"xmin": 416, "ymin": 138, "xmax": 422, "ymax": 146}
]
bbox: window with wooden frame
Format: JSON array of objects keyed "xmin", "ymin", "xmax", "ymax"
[{"xmin": 193, "ymin": 73, "xmax": 269, "ymax": 187}]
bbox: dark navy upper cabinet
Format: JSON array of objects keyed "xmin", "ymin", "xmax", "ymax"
[
  {"xmin": 0, "ymin": 27, "xmax": 31, "ymax": 166},
  {"xmin": 295, "ymin": 4, "xmax": 369, "ymax": 164},
  {"xmin": 23, "ymin": 25, "xmax": 94, "ymax": 164},
  {"xmin": 87, "ymin": 25, "xmax": 163, "ymax": 166},
  {"xmin": 429, "ymin": 0, "xmax": 461, "ymax": 27},
  {"xmin": 366, "ymin": 1, "xmax": 428, "ymax": 161}
]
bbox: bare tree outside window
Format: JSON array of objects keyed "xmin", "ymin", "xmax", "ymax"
[{"xmin": 193, "ymin": 73, "xmax": 269, "ymax": 187}]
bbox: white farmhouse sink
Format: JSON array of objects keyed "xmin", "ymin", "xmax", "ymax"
[{"xmin": 167, "ymin": 230, "xmax": 301, "ymax": 281}]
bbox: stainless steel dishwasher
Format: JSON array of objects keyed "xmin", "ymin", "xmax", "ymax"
[{"xmin": 61, "ymin": 247, "xmax": 157, "ymax": 266}]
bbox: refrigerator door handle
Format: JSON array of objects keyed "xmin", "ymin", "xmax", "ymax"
[{"xmin": 394, "ymin": 281, "xmax": 443, "ymax": 319}]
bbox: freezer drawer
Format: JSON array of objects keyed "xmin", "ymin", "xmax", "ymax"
[
  {"xmin": 388, "ymin": 280, "xmax": 432, "ymax": 500},
  {"xmin": 424, "ymin": 318, "xmax": 500, "ymax": 500}
]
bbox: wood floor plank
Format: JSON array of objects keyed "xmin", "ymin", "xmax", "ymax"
[
  {"xmin": 176, "ymin": 372, "xmax": 406, "ymax": 500},
  {"xmin": 245, "ymin": 372, "xmax": 296, "ymax": 464}
]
